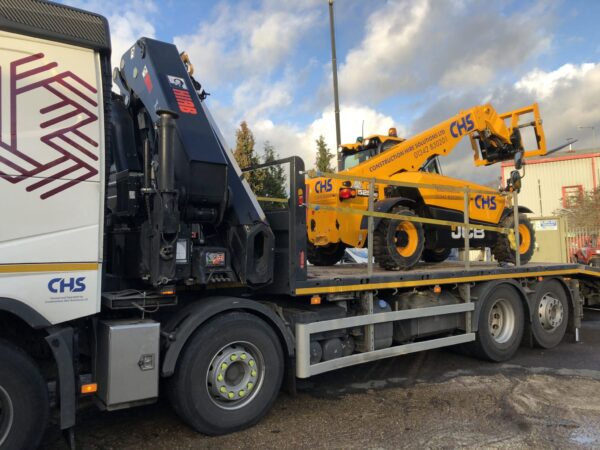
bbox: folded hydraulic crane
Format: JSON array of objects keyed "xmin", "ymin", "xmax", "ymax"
[
  {"xmin": 107, "ymin": 39, "xmax": 274, "ymax": 289},
  {"xmin": 306, "ymin": 104, "xmax": 547, "ymax": 269}
]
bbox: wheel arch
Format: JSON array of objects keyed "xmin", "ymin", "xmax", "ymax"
[
  {"xmin": 470, "ymin": 279, "xmax": 530, "ymax": 332},
  {"xmin": 161, "ymin": 296, "xmax": 295, "ymax": 378},
  {"xmin": 359, "ymin": 196, "xmax": 417, "ymax": 230},
  {"xmin": 0, "ymin": 297, "xmax": 51, "ymax": 329},
  {"xmin": 0, "ymin": 298, "xmax": 76, "ymax": 430}
]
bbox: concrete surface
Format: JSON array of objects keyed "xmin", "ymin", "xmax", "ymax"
[{"xmin": 42, "ymin": 309, "xmax": 600, "ymax": 449}]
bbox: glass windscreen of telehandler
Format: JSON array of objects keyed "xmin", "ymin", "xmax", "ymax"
[
  {"xmin": 342, "ymin": 138, "xmax": 401, "ymax": 171},
  {"xmin": 421, "ymin": 156, "xmax": 443, "ymax": 174}
]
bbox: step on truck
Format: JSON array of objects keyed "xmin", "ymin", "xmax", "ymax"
[{"xmin": 0, "ymin": 2, "xmax": 599, "ymax": 449}]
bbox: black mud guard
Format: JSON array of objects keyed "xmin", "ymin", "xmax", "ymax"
[
  {"xmin": 501, "ymin": 205, "xmax": 534, "ymax": 221},
  {"xmin": 359, "ymin": 196, "xmax": 416, "ymax": 231},
  {"xmin": 160, "ymin": 296, "xmax": 295, "ymax": 389},
  {"xmin": 0, "ymin": 297, "xmax": 51, "ymax": 329}
]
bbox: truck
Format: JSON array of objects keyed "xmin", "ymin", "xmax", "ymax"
[
  {"xmin": 0, "ymin": 2, "xmax": 599, "ymax": 449},
  {"xmin": 306, "ymin": 104, "xmax": 546, "ymax": 270}
]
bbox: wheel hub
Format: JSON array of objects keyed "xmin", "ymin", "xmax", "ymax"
[
  {"xmin": 538, "ymin": 293, "xmax": 564, "ymax": 331},
  {"xmin": 488, "ymin": 298, "xmax": 516, "ymax": 344},
  {"xmin": 395, "ymin": 230, "xmax": 409, "ymax": 247},
  {"xmin": 0, "ymin": 385, "xmax": 14, "ymax": 447},
  {"xmin": 207, "ymin": 342, "xmax": 263, "ymax": 410}
]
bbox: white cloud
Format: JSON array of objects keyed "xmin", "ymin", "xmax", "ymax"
[
  {"xmin": 173, "ymin": 2, "xmax": 319, "ymax": 89},
  {"xmin": 515, "ymin": 63, "xmax": 596, "ymax": 99},
  {"xmin": 249, "ymin": 104, "xmax": 401, "ymax": 170},
  {"xmin": 61, "ymin": 0, "xmax": 157, "ymax": 71},
  {"xmin": 337, "ymin": 0, "xmax": 553, "ymax": 102}
]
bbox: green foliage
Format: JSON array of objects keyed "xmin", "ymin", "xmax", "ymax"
[
  {"xmin": 233, "ymin": 121, "xmax": 263, "ymax": 193},
  {"xmin": 233, "ymin": 122, "xmax": 287, "ymax": 207},
  {"xmin": 262, "ymin": 141, "xmax": 287, "ymax": 201},
  {"xmin": 315, "ymin": 135, "xmax": 334, "ymax": 173},
  {"xmin": 557, "ymin": 187, "xmax": 600, "ymax": 230}
]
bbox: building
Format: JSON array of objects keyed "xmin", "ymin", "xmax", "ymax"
[{"xmin": 501, "ymin": 148, "xmax": 599, "ymax": 217}]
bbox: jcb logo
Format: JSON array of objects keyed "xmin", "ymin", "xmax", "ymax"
[
  {"xmin": 450, "ymin": 114, "xmax": 475, "ymax": 138},
  {"xmin": 451, "ymin": 227, "xmax": 485, "ymax": 239},
  {"xmin": 315, "ymin": 179, "xmax": 333, "ymax": 193},
  {"xmin": 48, "ymin": 277, "xmax": 86, "ymax": 293},
  {"xmin": 474, "ymin": 194, "xmax": 497, "ymax": 210}
]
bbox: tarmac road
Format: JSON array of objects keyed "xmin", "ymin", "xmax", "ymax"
[{"xmin": 42, "ymin": 309, "xmax": 600, "ymax": 449}]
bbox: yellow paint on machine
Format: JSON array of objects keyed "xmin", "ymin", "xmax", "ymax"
[
  {"xmin": 0, "ymin": 262, "xmax": 99, "ymax": 274},
  {"xmin": 295, "ymin": 268, "xmax": 599, "ymax": 296}
]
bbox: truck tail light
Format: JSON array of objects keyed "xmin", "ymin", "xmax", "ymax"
[{"xmin": 339, "ymin": 188, "xmax": 357, "ymax": 200}]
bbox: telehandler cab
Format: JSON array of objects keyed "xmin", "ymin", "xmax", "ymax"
[{"xmin": 306, "ymin": 104, "xmax": 547, "ymax": 269}]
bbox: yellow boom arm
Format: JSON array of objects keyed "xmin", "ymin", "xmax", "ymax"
[{"xmin": 348, "ymin": 103, "xmax": 546, "ymax": 178}]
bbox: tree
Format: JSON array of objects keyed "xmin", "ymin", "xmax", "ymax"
[
  {"xmin": 261, "ymin": 141, "xmax": 287, "ymax": 199},
  {"xmin": 556, "ymin": 187, "xmax": 600, "ymax": 230},
  {"xmin": 233, "ymin": 121, "xmax": 263, "ymax": 193},
  {"xmin": 315, "ymin": 135, "xmax": 334, "ymax": 173}
]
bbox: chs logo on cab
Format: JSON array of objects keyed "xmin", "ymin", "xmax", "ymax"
[
  {"xmin": 48, "ymin": 277, "xmax": 86, "ymax": 294},
  {"xmin": 474, "ymin": 194, "xmax": 497, "ymax": 210},
  {"xmin": 315, "ymin": 179, "xmax": 333, "ymax": 193},
  {"xmin": 450, "ymin": 114, "xmax": 475, "ymax": 138}
]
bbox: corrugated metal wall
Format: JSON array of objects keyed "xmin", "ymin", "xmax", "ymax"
[{"xmin": 502, "ymin": 155, "xmax": 596, "ymax": 216}]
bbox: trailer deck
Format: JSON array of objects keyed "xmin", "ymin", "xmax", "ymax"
[{"xmin": 297, "ymin": 261, "xmax": 600, "ymax": 295}]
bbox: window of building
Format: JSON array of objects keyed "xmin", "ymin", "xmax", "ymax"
[{"xmin": 562, "ymin": 185, "xmax": 584, "ymax": 208}]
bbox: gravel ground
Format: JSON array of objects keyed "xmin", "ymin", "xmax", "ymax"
[{"xmin": 41, "ymin": 310, "xmax": 600, "ymax": 449}]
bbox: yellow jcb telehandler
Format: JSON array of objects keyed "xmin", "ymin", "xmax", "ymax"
[{"xmin": 306, "ymin": 103, "xmax": 546, "ymax": 270}]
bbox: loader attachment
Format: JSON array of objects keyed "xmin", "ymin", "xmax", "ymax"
[{"xmin": 470, "ymin": 103, "xmax": 546, "ymax": 166}]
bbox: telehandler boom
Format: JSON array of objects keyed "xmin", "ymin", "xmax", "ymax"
[{"xmin": 306, "ymin": 104, "xmax": 546, "ymax": 269}]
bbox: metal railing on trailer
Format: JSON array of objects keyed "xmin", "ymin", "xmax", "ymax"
[{"xmin": 242, "ymin": 157, "xmax": 549, "ymax": 378}]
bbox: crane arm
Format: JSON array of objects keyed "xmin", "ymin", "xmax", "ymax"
[{"xmin": 349, "ymin": 103, "xmax": 546, "ymax": 178}]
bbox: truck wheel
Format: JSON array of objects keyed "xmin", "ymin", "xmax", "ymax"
[
  {"xmin": 373, "ymin": 205, "xmax": 424, "ymax": 270},
  {"xmin": 590, "ymin": 256, "xmax": 600, "ymax": 268},
  {"xmin": 492, "ymin": 214, "xmax": 535, "ymax": 264},
  {"xmin": 167, "ymin": 312, "xmax": 284, "ymax": 435},
  {"xmin": 422, "ymin": 247, "xmax": 452, "ymax": 263},
  {"xmin": 472, "ymin": 285, "xmax": 524, "ymax": 362},
  {"xmin": 0, "ymin": 339, "xmax": 48, "ymax": 450},
  {"xmin": 307, "ymin": 242, "xmax": 346, "ymax": 266},
  {"xmin": 530, "ymin": 280, "xmax": 569, "ymax": 349}
]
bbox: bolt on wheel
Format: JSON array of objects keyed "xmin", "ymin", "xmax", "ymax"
[
  {"xmin": 488, "ymin": 298, "xmax": 516, "ymax": 344},
  {"xmin": 206, "ymin": 341, "xmax": 265, "ymax": 410},
  {"xmin": 538, "ymin": 293, "xmax": 564, "ymax": 331},
  {"xmin": 0, "ymin": 385, "xmax": 14, "ymax": 447}
]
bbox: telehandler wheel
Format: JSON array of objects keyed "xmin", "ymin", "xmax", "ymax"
[
  {"xmin": 167, "ymin": 312, "xmax": 284, "ymax": 436},
  {"xmin": 529, "ymin": 280, "xmax": 569, "ymax": 349},
  {"xmin": 307, "ymin": 242, "xmax": 346, "ymax": 266},
  {"xmin": 0, "ymin": 339, "xmax": 49, "ymax": 450},
  {"xmin": 422, "ymin": 247, "xmax": 452, "ymax": 263},
  {"xmin": 470, "ymin": 285, "xmax": 525, "ymax": 362},
  {"xmin": 373, "ymin": 205, "xmax": 424, "ymax": 270},
  {"xmin": 492, "ymin": 214, "xmax": 535, "ymax": 265}
]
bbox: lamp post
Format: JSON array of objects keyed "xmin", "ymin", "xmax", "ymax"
[
  {"xmin": 328, "ymin": 0, "xmax": 341, "ymax": 148},
  {"xmin": 577, "ymin": 125, "xmax": 596, "ymax": 147}
]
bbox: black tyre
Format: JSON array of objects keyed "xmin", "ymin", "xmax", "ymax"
[
  {"xmin": 492, "ymin": 214, "xmax": 535, "ymax": 264},
  {"xmin": 373, "ymin": 205, "xmax": 424, "ymax": 270},
  {"xmin": 530, "ymin": 280, "xmax": 569, "ymax": 349},
  {"xmin": 422, "ymin": 247, "xmax": 452, "ymax": 263},
  {"xmin": 471, "ymin": 285, "xmax": 524, "ymax": 362},
  {"xmin": 590, "ymin": 256, "xmax": 600, "ymax": 268},
  {"xmin": 0, "ymin": 339, "xmax": 49, "ymax": 450},
  {"xmin": 167, "ymin": 312, "xmax": 284, "ymax": 435},
  {"xmin": 307, "ymin": 242, "xmax": 346, "ymax": 266}
]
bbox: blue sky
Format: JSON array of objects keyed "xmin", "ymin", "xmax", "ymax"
[{"xmin": 62, "ymin": 0, "xmax": 600, "ymax": 181}]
